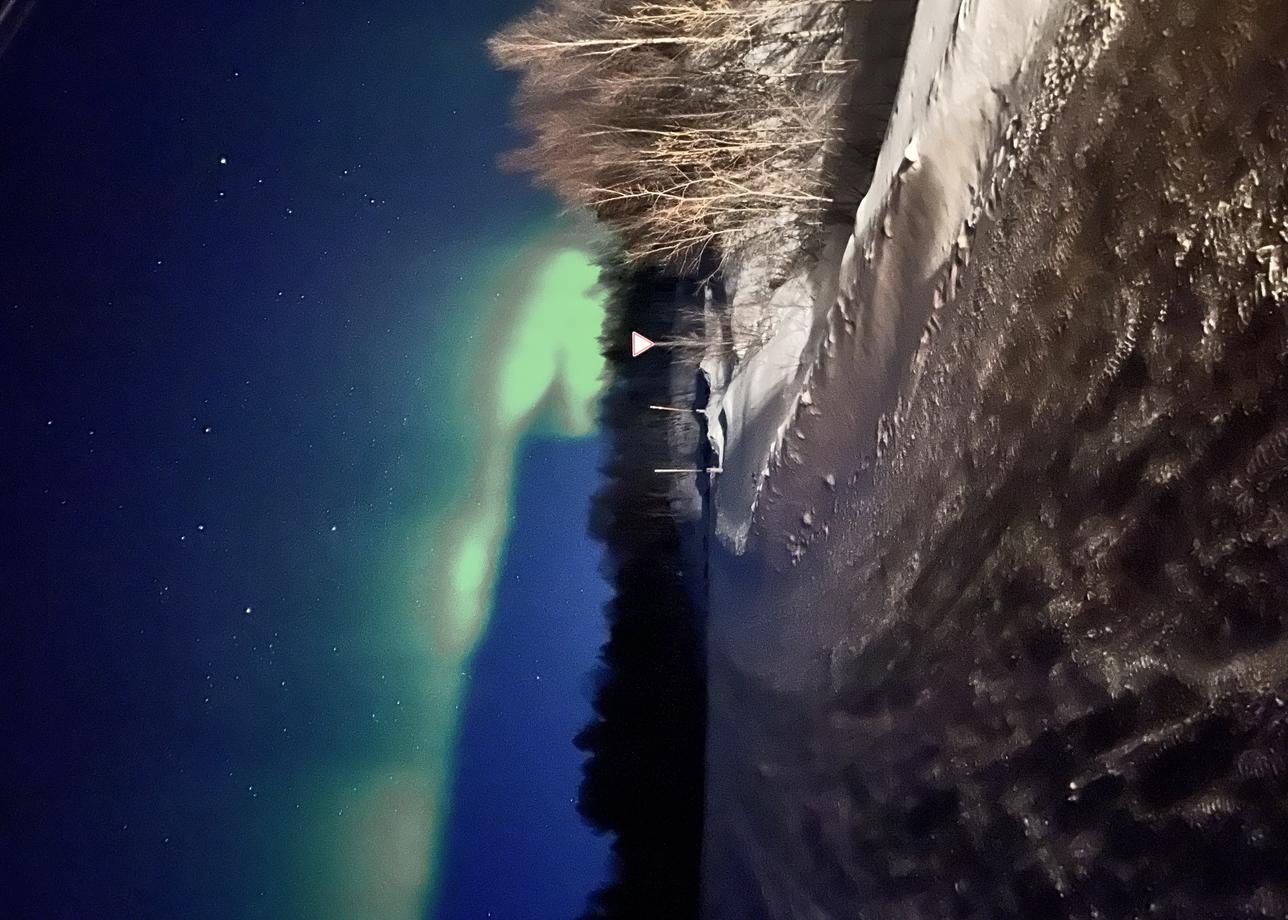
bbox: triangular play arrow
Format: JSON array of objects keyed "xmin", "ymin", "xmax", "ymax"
[{"xmin": 631, "ymin": 331, "xmax": 655, "ymax": 357}]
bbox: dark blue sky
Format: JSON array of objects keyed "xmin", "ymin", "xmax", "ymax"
[
  {"xmin": 2, "ymin": 2, "xmax": 609, "ymax": 917},
  {"xmin": 438, "ymin": 438, "xmax": 612, "ymax": 919}
]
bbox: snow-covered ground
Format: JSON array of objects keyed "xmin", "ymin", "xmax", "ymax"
[
  {"xmin": 706, "ymin": 0, "xmax": 1072, "ymax": 557},
  {"xmin": 701, "ymin": 0, "xmax": 1288, "ymax": 915}
]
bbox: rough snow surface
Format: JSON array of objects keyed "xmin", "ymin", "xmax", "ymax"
[
  {"xmin": 705, "ymin": 225, "xmax": 848, "ymax": 552},
  {"xmin": 701, "ymin": 0, "xmax": 1288, "ymax": 916},
  {"xmin": 708, "ymin": 0, "xmax": 1061, "ymax": 555}
]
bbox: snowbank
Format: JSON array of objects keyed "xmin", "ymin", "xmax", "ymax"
[
  {"xmin": 705, "ymin": 0, "xmax": 1082, "ymax": 555},
  {"xmin": 700, "ymin": 0, "xmax": 1288, "ymax": 913}
]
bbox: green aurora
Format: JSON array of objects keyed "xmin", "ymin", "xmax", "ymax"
[
  {"xmin": 291, "ymin": 231, "xmax": 608, "ymax": 919},
  {"xmin": 439, "ymin": 247, "xmax": 607, "ymax": 660}
]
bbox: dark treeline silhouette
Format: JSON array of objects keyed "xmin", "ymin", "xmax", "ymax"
[{"xmin": 577, "ymin": 260, "xmax": 709, "ymax": 919}]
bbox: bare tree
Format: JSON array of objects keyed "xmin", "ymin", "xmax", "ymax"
[{"xmin": 489, "ymin": 0, "xmax": 855, "ymax": 270}]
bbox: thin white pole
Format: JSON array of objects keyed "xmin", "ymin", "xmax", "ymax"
[{"xmin": 648, "ymin": 405, "xmax": 707, "ymax": 414}]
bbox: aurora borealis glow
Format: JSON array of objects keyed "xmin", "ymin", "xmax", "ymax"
[
  {"xmin": 406, "ymin": 240, "xmax": 608, "ymax": 912},
  {"xmin": 426, "ymin": 244, "xmax": 606, "ymax": 663},
  {"xmin": 3, "ymin": 3, "xmax": 615, "ymax": 918},
  {"xmin": 287, "ymin": 236, "xmax": 610, "ymax": 920}
]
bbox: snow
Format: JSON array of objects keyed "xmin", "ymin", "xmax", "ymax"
[
  {"xmin": 692, "ymin": 0, "xmax": 1288, "ymax": 912},
  {"xmin": 702, "ymin": 224, "xmax": 847, "ymax": 552},
  {"xmin": 705, "ymin": 0, "xmax": 1068, "ymax": 557},
  {"xmin": 701, "ymin": 0, "xmax": 1081, "ymax": 913}
]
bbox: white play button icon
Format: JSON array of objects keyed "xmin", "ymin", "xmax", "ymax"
[{"xmin": 631, "ymin": 331, "xmax": 655, "ymax": 357}]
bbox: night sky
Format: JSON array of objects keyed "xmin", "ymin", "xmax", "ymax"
[{"xmin": 3, "ymin": 3, "xmax": 610, "ymax": 918}]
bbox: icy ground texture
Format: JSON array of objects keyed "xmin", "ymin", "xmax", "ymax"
[
  {"xmin": 702, "ymin": 0, "xmax": 1288, "ymax": 917},
  {"xmin": 706, "ymin": 0, "xmax": 922, "ymax": 552}
]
